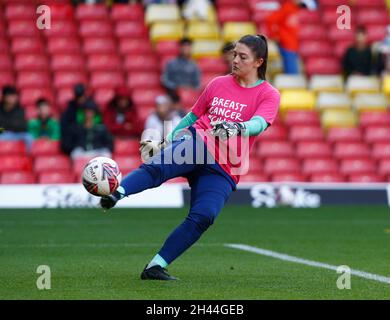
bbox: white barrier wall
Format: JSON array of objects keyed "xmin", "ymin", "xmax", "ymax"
[{"xmin": 0, "ymin": 184, "xmax": 184, "ymax": 208}]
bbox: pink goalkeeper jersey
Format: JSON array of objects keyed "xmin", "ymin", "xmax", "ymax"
[{"xmin": 191, "ymin": 74, "xmax": 280, "ymax": 183}]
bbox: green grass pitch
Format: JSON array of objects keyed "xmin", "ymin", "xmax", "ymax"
[{"xmin": 1, "ymin": 206, "xmax": 390, "ymax": 299}]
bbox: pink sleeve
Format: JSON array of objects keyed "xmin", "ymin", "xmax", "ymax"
[
  {"xmin": 253, "ymin": 89, "xmax": 280, "ymax": 125},
  {"xmin": 191, "ymin": 81, "xmax": 213, "ymax": 118}
]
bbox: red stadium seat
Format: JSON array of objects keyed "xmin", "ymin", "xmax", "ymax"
[
  {"xmin": 0, "ymin": 155, "xmax": 32, "ymax": 173},
  {"xmin": 127, "ymin": 72, "xmax": 161, "ymax": 90},
  {"xmin": 305, "ymin": 57, "xmax": 341, "ymax": 76},
  {"xmin": 372, "ymin": 143, "xmax": 390, "ymax": 160},
  {"xmin": 53, "ymin": 71, "xmax": 87, "ymax": 89},
  {"xmin": 50, "ymin": 4, "xmax": 74, "ymax": 20},
  {"xmin": 257, "ymin": 141, "xmax": 294, "ymax": 158},
  {"xmin": 298, "ymin": 25, "xmax": 328, "ymax": 41},
  {"xmin": 17, "ymin": 71, "xmax": 51, "ymax": 89},
  {"xmin": 1, "ymin": 172, "xmax": 35, "ymax": 184},
  {"xmin": 360, "ymin": 112, "xmax": 390, "ymax": 128},
  {"xmin": 258, "ymin": 125, "xmax": 288, "ymax": 141},
  {"xmin": 114, "ymin": 156, "xmax": 142, "ymax": 175},
  {"xmin": 177, "ymin": 88, "xmax": 201, "ymax": 109},
  {"xmin": 333, "ymin": 142, "xmax": 371, "ymax": 160},
  {"xmin": 348, "ymin": 174, "xmax": 384, "ymax": 183},
  {"xmin": 218, "ymin": 0, "xmax": 242, "ymax": 5},
  {"xmin": 340, "ymin": 159, "xmax": 376, "ymax": 176},
  {"xmin": 284, "ymin": 111, "xmax": 320, "ymax": 126},
  {"xmin": 90, "ymin": 71, "xmax": 125, "ymax": 89},
  {"xmin": 354, "ymin": 0, "xmax": 386, "ymax": 8},
  {"xmin": 198, "ymin": 57, "xmax": 227, "ymax": 74},
  {"xmin": 79, "ymin": 21, "xmax": 113, "ymax": 38},
  {"xmin": 296, "ymin": 141, "xmax": 332, "ymax": 159},
  {"xmin": 327, "ymin": 127, "xmax": 362, "ymax": 144},
  {"xmin": 114, "ymin": 139, "xmax": 140, "ymax": 156},
  {"xmin": 0, "ymin": 71, "xmax": 15, "ymax": 87},
  {"xmin": 217, "ymin": 6, "xmax": 251, "ymax": 23},
  {"xmin": 93, "ymin": 88, "xmax": 115, "ymax": 110},
  {"xmin": 264, "ymin": 158, "xmax": 301, "ymax": 175},
  {"xmin": 356, "ymin": 9, "xmax": 389, "ymax": 25},
  {"xmin": 137, "ymin": 106, "xmax": 154, "ymax": 124},
  {"xmin": 118, "ymin": 39, "xmax": 153, "ymax": 55},
  {"xmin": 334, "ymin": 40, "xmax": 354, "ymax": 59},
  {"xmin": 239, "ymin": 173, "xmax": 269, "ymax": 182},
  {"xmin": 132, "ymin": 88, "xmax": 165, "ymax": 107},
  {"xmin": 38, "ymin": 172, "xmax": 75, "ymax": 184},
  {"xmin": 123, "ymin": 55, "xmax": 159, "ymax": 73},
  {"xmin": 165, "ymin": 177, "xmax": 188, "ymax": 184},
  {"xmin": 47, "ymin": 37, "xmax": 81, "ymax": 55},
  {"xmin": 73, "ymin": 157, "xmax": 94, "ymax": 177},
  {"xmin": 83, "ymin": 37, "xmax": 116, "ymax": 54},
  {"xmin": 8, "ymin": 20, "xmax": 39, "ymax": 37},
  {"xmin": 378, "ymin": 160, "xmax": 390, "ymax": 176},
  {"xmin": 302, "ymin": 158, "xmax": 338, "ymax": 175},
  {"xmin": 310, "ymin": 173, "xmax": 345, "ymax": 183},
  {"xmin": 31, "ymin": 139, "xmax": 61, "ymax": 157},
  {"xmin": 114, "ymin": 21, "xmax": 149, "ymax": 38},
  {"xmin": 289, "ymin": 125, "xmax": 325, "ymax": 143},
  {"xmin": 34, "ymin": 155, "xmax": 71, "ymax": 174},
  {"xmin": 20, "ymin": 88, "xmax": 54, "ymax": 106},
  {"xmin": 364, "ymin": 126, "xmax": 390, "ymax": 144},
  {"xmin": 0, "ymin": 54, "xmax": 13, "ymax": 71},
  {"xmin": 366, "ymin": 24, "xmax": 388, "ymax": 43},
  {"xmin": 51, "ymin": 54, "xmax": 85, "ymax": 72},
  {"xmin": 5, "ymin": 4, "xmax": 35, "ymax": 20},
  {"xmin": 43, "ymin": 20, "xmax": 78, "ymax": 37},
  {"xmin": 87, "ymin": 54, "xmax": 121, "ymax": 72},
  {"xmin": 271, "ymin": 173, "xmax": 307, "ymax": 182},
  {"xmin": 328, "ymin": 26, "xmax": 355, "ymax": 42},
  {"xmin": 75, "ymin": 4, "xmax": 108, "ymax": 20},
  {"xmin": 11, "ymin": 37, "xmax": 44, "ymax": 54},
  {"xmin": 155, "ymin": 41, "xmax": 180, "ymax": 56},
  {"xmin": 14, "ymin": 54, "xmax": 48, "ymax": 71},
  {"xmin": 57, "ymin": 87, "xmax": 75, "ymax": 110},
  {"xmin": 299, "ymin": 40, "xmax": 333, "ymax": 59},
  {"xmin": 298, "ymin": 9, "xmax": 320, "ymax": 24},
  {"xmin": 0, "ymin": 38, "xmax": 9, "ymax": 53},
  {"xmin": 0, "ymin": 140, "xmax": 26, "ymax": 155},
  {"xmin": 110, "ymin": 3, "xmax": 144, "ymax": 21}
]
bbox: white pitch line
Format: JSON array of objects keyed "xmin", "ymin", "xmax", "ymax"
[{"xmin": 225, "ymin": 243, "xmax": 390, "ymax": 285}]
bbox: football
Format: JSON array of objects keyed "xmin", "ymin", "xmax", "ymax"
[{"xmin": 82, "ymin": 157, "xmax": 122, "ymax": 196}]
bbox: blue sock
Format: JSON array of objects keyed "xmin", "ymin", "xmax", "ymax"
[{"xmin": 158, "ymin": 216, "xmax": 207, "ymax": 265}]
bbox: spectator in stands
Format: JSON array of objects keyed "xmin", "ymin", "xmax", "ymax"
[
  {"xmin": 167, "ymin": 90, "xmax": 186, "ymax": 118},
  {"xmin": 162, "ymin": 38, "xmax": 201, "ymax": 93},
  {"xmin": 142, "ymin": 95, "xmax": 181, "ymax": 141},
  {"xmin": 62, "ymin": 99, "xmax": 113, "ymax": 159},
  {"xmin": 0, "ymin": 86, "xmax": 33, "ymax": 149},
  {"xmin": 182, "ymin": 0, "xmax": 210, "ymax": 21},
  {"xmin": 266, "ymin": 0, "xmax": 302, "ymax": 74},
  {"xmin": 342, "ymin": 26, "xmax": 385, "ymax": 77},
  {"xmin": 28, "ymin": 98, "xmax": 60, "ymax": 140},
  {"xmin": 60, "ymin": 84, "xmax": 96, "ymax": 153},
  {"xmin": 103, "ymin": 86, "xmax": 143, "ymax": 138},
  {"xmin": 222, "ymin": 42, "xmax": 235, "ymax": 74}
]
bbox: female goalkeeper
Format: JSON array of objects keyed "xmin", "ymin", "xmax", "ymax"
[{"xmin": 100, "ymin": 34, "xmax": 280, "ymax": 280}]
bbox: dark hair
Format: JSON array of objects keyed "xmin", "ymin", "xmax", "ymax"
[
  {"xmin": 222, "ymin": 42, "xmax": 235, "ymax": 54},
  {"xmin": 36, "ymin": 98, "xmax": 48, "ymax": 107},
  {"xmin": 237, "ymin": 34, "xmax": 268, "ymax": 80},
  {"xmin": 2, "ymin": 85, "xmax": 17, "ymax": 96},
  {"xmin": 179, "ymin": 37, "xmax": 192, "ymax": 46},
  {"xmin": 356, "ymin": 25, "xmax": 367, "ymax": 34}
]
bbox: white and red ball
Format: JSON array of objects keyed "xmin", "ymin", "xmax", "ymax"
[{"xmin": 82, "ymin": 157, "xmax": 122, "ymax": 196}]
